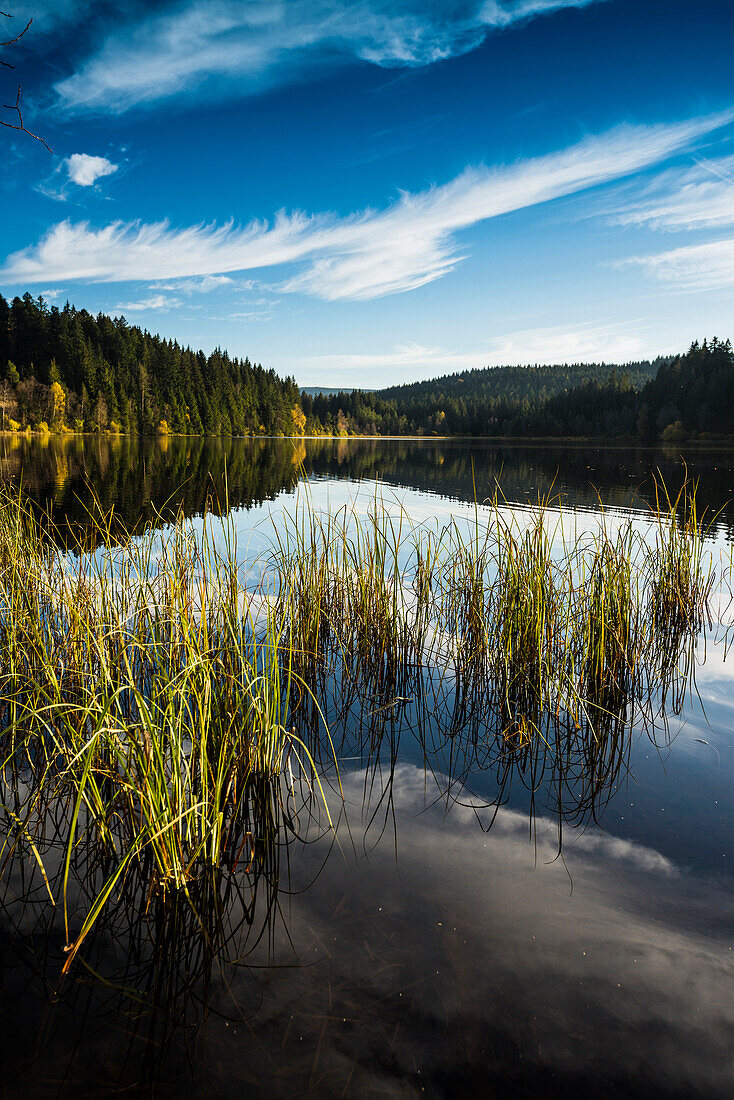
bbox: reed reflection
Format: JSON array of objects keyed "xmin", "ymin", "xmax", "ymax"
[{"xmin": 0, "ymin": 475, "xmax": 723, "ymax": 1095}]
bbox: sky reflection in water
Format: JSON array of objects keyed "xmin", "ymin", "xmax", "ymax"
[{"xmin": 1, "ymin": 437, "xmax": 734, "ymax": 1098}]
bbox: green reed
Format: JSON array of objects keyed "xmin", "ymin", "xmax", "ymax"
[
  {"xmin": 0, "ymin": 474, "xmax": 717, "ymax": 972},
  {"xmin": 575, "ymin": 523, "xmax": 639, "ymax": 724},
  {"xmin": 649, "ymin": 477, "xmax": 712, "ymax": 636},
  {"xmin": 491, "ymin": 509, "xmax": 559, "ymax": 740},
  {"xmin": 0, "ymin": 488, "xmax": 332, "ymax": 972}
]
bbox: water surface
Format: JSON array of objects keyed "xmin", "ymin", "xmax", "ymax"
[{"xmin": 1, "ymin": 435, "xmax": 733, "ymax": 1099}]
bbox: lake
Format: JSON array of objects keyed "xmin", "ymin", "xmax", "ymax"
[{"xmin": 1, "ymin": 434, "xmax": 734, "ymax": 1099}]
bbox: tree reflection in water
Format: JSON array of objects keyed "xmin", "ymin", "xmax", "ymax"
[{"xmin": 0, "ymin": 437, "xmax": 731, "ymax": 1097}]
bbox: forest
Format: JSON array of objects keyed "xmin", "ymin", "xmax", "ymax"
[
  {"xmin": 1, "ymin": 293, "xmax": 733, "ymax": 441},
  {"xmin": 0, "ymin": 293, "xmax": 307, "ymax": 436}
]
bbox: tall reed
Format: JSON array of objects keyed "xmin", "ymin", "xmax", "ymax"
[
  {"xmin": 0, "ymin": 488, "xmax": 332, "ymax": 972},
  {"xmin": 0, "ymin": 474, "xmax": 716, "ymax": 972},
  {"xmin": 491, "ymin": 510, "xmax": 558, "ymax": 740}
]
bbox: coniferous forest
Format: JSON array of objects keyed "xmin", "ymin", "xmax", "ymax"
[
  {"xmin": 2, "ymin": 293, "xmax": 734, "ymax": 441},
  {"xmin": 0, "ymin": 294, "xmax": 305, "ymax": 436}
]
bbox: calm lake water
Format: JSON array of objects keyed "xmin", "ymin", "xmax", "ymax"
[{"xmin": 2, "ymin": 435, "xmax": 734, "ymax": 1098}]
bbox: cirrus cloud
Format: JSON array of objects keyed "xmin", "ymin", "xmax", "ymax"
[
  {"xmin": 113, "ymin": 293, "xmax": 181, "ymax": 311},
  {"xmin": 605, "ymin": 155, "xmax": 734, "ymax": 232},
  {"xmin": 53, "ymin": 0, "xmax": 606, "ymax": 115},
  {"xmin": 627, "ymin": 238, "xmax": 734, "ymax": 291},
  {"xmin": 293, "ymin": 321, "xmax": 648, "ymax": 386},
  {"xmin": 4, "ymin": 111, "xmax": 732, "ymax": 301}
]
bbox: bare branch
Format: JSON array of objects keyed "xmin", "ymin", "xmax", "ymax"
[
  {"xmin": 0, "ymin": 10, "xmax": 31, "ymax": 65},
  {"xmin": 1, "ymin": 12, "xmax": 51, "ymax": 151},
  {"xmin": 1, "ymin": 14, "xmax": 32, "ymax": 49},
  {"xmin": 2, "ymin": 82, "xmax": 51, "ymax": 151}
]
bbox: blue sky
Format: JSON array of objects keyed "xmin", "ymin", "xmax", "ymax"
[{"xmin": 2, "ymin": 0, "xmax": 734, "ymax": 386}]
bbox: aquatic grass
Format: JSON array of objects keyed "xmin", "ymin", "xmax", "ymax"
[
  {"xmin": 271, "ymin": 491, "xmax": 441, "ymax": 716},
  {"xmin": 443, "ymin": 526, "xmax": 491, "ymax": 719},
  {"xmin": 576, "ymin": 523, "xmax": 639, "ymax": 724},
  {"xmin": 0, "ymin": 488, "xmax": 336, "ymax": 971},
  {"xmin": 0, "ymin": 474, "xmax": 719, "ymax": 973},
  {"xmin": 267, "ymin": 480, "xmax": 714, "ymax": 749},
  {"xmin": 648, "ymin": 475, "xmax": 714, "ymax": 639},
  {"xmin": 490, "ymin": 508, "xmax": 560, "ymax": 740}
]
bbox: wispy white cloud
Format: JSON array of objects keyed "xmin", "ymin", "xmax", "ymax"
[
  {"xmin": 153, "ymin": 274, "xmax": 234, "ymax": 293},
  {"xmin": 359, "ymin": 764, "xmax": 679, "ymax": 876},
  {"xmin": 54, "ymin": 0, "xmax": 604, "ymax": 115},
  {"xmin": 36, "ymin": 150, "xmax": 121, "ymax": 202},
  {"xmin": 606, "ymin": 155, "xmax": 734, "ymax": 232},
  {"xmin": 226, "ymin": 308, "xmax": 278, "ymax": 323},
  {"xmin": 66, "ymin": 152, "xmax": 118, "ymax": 187},
  {"xmin": 278, "ymin": 765, "xmax": 734, "ymax": 1099},
  {"xmin": 4, "ymin": 113, "xmax": 732, "ymax": 300},
  {"xmin": 594, "ymin": 151, "xmax": 734, "ymax": 291},
  {"xmin": 627, "ymin": 237, "xmax": 734, "ymax": 291},
  {"xmin": 293, "ymin": 321, "xmax": 647, "ymax": 385},
  {"xmin": 113, "ymin": 293, "xmax": 182, "ymax": 312}
]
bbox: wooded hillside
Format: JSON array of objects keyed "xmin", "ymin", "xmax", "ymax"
[{"xmin": 2, "ymin": 294, "xmax": 731, "ymax": 441}]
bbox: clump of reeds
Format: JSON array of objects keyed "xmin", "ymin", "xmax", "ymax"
[
  {"xmin": 448, "ymin": 538, "xmax": 490, "ymax": 696},
  {"xmin": 272, "ymin": 494, "xmax": 434, "ymax": 711},
  {"xmin": 270, "ymin": 480, "xmax": 713, "ymax": 745},
  {"xmin": 491, "ymin": 511, "xmax": 559, "ymax": 740},
  {"xmin": 271, "ymin": 503, "xmax": 339, "ymax": 698},
  {"xmin": 0, "ymin": 473, "xmax": 716, "ymax": 973},
  {"xmin": 577, "ymin": 526, "xmax": 639, "ymax": 720},
  {"xmin": 0, "ymin": 488, "xmax": 333, "ymax": 973},
  {"xmin": 648, "ymin": 477, "xmax": 713, "ymax": 637}
]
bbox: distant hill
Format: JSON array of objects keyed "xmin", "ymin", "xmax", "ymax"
[
  {"xmin": 303, "ymin": 343, "xmax": 734, "ymax": 439},
  {"xmin": 304, "ymin": 359, "xmax": 661, "ymax": 436},
  {"xmin": 301, "ymin": 386, "xmax": 374, "ymax": 397},
  {"xmin": 377, "ymin": 360, "xmax": 659, "ymax": 406},
  {"xmin": 3, "ymin": 294, "xmax": 732, "ymax": 441}
]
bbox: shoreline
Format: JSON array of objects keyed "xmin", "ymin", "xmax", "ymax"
[{"xmin": 5, "ymin": 430, "xmax": 734, "ymax": 449}]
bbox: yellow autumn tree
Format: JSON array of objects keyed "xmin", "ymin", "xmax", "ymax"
[
  {"xmin": 291, "ymin": 405, "xmax": 307, "ymax": 436},
  {"xmin": 50, "ymin": 381, "xmax": 66, "ymax": 430}
]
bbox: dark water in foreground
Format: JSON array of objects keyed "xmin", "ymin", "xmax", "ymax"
[{"xmin": 2, "ymin": 435, "xmax": 734, "ymax": 1098}]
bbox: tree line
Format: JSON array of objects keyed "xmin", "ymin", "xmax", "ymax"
[
  {"xmin": 0, "ymin": 293, "xmax": 306, "ymax": 436},
  {"xmin": 1, "ymin": 294, "xmax": 732, "ymax": 441},
  {"xmin": 308, "ymin": 341, "xmax": 734, "ymax": 440}
]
